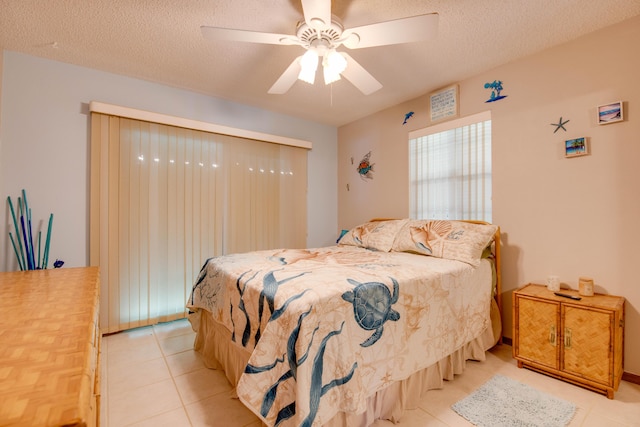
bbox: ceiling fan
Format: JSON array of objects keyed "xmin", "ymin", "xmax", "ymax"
[{"xmin": 201, "ymin": 0, "xmax": 438, "ymax": 95}]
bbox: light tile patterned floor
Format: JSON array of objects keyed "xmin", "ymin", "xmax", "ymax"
[{"xmin": 101, "ymin": 319, "xmax": 640, "ymax": 426}]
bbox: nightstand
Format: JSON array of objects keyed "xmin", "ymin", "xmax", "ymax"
[{"xmin": 512, "ymin": 283, "xmax": 624, "ymax": 398}]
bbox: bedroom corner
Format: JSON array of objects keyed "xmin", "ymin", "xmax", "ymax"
[{"xmin": 338, "ymin": 16, "xmax": 640, "ymax": 379}]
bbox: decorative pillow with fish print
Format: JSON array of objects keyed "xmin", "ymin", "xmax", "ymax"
[
  {"xmin": 392, "ymin": 220, "xmax": 497, "ymax": 267},
  {"xmin": 338, "ymin": 219, "xmax": 409, "ymax": 252}
]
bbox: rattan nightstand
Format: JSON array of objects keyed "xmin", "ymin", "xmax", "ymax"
[{"xmin": 512, "ymin": 283, "xmax": 624, "ymax": 399}]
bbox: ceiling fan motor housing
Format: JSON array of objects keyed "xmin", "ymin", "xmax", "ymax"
[{"xmin": 296, "ymin": 17, "xmax": 344, "ymax": 53}]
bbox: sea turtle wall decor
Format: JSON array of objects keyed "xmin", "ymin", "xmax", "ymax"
[{"xmin": 342, "ymin": 277, "xmax": 400, "ymax": 347}]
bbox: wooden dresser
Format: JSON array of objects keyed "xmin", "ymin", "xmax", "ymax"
[
  {"xmin": 0, "ymin": 267, "xmax": 101, "ymax": 426},
  {"xmin": 513, "ymin": 283, "xmax": 624, "ymax": 398}
]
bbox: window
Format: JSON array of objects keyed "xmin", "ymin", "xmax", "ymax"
[{"xmin": 409, "ymin": 111, "xmax": 492, "ymax": 221}]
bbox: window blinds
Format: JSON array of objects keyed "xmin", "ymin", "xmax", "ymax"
[
  {"xmin": 409, "ymin": 111, "xmax": 492, "ymax": 221},
  {"xmin": 90, "ymin": 113, "xmax": 308, "ymax": 333}
]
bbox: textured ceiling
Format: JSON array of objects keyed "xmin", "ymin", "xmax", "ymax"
[{"xmin": 1, "ymin": 0, "xmax": 639, "ymax": 126}]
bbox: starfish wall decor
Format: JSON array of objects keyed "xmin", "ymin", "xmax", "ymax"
[{"xmin": 551, "ymin": 117, "xmax": 570, "ymax": 133}]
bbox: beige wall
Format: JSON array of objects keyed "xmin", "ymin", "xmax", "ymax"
[{"xmin": 338, "ymin": 16, "xmax": 640, "ymax": 375}]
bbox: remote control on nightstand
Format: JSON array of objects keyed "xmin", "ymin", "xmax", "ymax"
[{"xmin": 554, "ymin": 292, "xmax": 582, "ymax": 300}]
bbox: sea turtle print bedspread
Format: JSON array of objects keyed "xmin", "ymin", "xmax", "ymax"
[{"xmin": 188, "ymin": 245, "xmax": 492, "ymax": 426}]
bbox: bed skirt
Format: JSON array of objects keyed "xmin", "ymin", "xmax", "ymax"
[{"xmin": 189, "ymin": 299, "xmax": 501, "ymax": 426}]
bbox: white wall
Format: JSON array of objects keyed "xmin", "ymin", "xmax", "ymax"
[{"xmin": 0, "ymin": 51, "xmax": 338, "ymax": 271}]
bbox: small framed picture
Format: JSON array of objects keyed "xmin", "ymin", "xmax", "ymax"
[
  {"xmin": 429, "ymin": 84, "xmax": 459, "ymax": 122},
  {"xmin": 565, "ymin": 137, "xmax": 589, "ymax": 158},
  {"xmin": 597, "ymin": 101, "xmax": 623, "ymax": 125}
]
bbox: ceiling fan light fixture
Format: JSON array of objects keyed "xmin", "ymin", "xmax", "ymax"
[
  {"xmin": 325, "ymin": 50, "xmax": 347, "ymax": 73},
  {"xmin": 323, "ymin": 67, "xmax": 341, "ymax": 85},
  {"xmin": 298, "ymin": 49, "xmax": 319, "ymax": 84},
  {"xmin": 322, "ymin": 50, "xmax": 346, "ymax": 84}
]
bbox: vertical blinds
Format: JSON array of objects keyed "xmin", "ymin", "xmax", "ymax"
[{"xmin": 90, "ymin": 113, "xmax": 308, "ymax": 333}]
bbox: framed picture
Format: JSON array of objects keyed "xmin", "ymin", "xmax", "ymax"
[
  {"xmin": 565, "ymin": 137, "xmax": 589, "ymax": 158},
  {"xmin": 430, "ymin": 84, "xmax": 459, "ymax": 122},
  {"xmin": 597, "ymin": 101, "xmax": 623, "ymax": 125}
]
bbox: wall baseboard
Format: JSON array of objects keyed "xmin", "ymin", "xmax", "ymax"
[
  {"xmin": 499, "ymin": 337, "xmax": 639, "ymax": 385},
  {"xmin": 622, "ymin": 372, "xmax": 640, "ymax": 385}
]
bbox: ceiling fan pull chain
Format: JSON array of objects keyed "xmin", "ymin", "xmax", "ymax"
[{"xmin": 330, "ymin": 83, "xmax": 333, "ymax": 107}]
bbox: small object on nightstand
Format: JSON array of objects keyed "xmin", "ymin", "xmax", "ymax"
[
  {"xmin": 578, "ymin": 276, "xmax": 594, "ymax": 296},
  {"xmin": 554, "ymin": 292, "xmax": 581, "ymax": 300},
  {"xmin": 546, "ymin": 275, "xmax": 560, "ymax": 292}
]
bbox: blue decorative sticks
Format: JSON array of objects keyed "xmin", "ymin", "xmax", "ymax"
[{"xmin": 6, "ymin": 190, "xmax": 55, "ymax": 270}]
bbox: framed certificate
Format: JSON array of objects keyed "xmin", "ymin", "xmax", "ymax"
[{"xmin": 429, "ymin": 84, "xmax": 459, "ymax": 122}]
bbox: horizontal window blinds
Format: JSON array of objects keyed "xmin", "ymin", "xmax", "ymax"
[{"xmin": 409, "ymin": 111, "xmax": 492, "ymax": 221}]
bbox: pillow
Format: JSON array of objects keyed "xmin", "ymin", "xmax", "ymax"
[
  {"xmin": 392, "ymin": 219, "xmax": 497, "ymax": 266},
  {"xmin": 338, "ymin": 219, "xmax": 409, "ymax": 252}
]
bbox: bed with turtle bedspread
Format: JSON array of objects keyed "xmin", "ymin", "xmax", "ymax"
[{"xmin": 187, "ymin": 219, "xmax": 502, "ymax": 426}]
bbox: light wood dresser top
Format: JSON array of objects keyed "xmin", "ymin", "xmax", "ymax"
[{"xmin": 0, "ymin": 267, "xmax": 100, "ymax": 426}]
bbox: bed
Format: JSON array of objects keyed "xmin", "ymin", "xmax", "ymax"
[{"xmin": 187, "ymin": 218, "xmax": 502, "ymax": 426}]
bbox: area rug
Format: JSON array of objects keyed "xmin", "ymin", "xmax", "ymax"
[{"xmin": 451, "ymin": 374, "xmax": 576, "ymax": 427}]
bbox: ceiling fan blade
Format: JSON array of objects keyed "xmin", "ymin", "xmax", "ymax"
[
  {"xmin": 342, "ymin": 13, "xmax": 438, "ymax": 49},
  {"xmin": 268, "ymin": 57, "xmax": 302, "ymax": 94},
  {"xmin": 340, "ymin": 52, "xmax": 382, "ymax": 95},
  {"xmin": 201, "ymin": 26, "xmax": 298, "ymax": 45},
  {"xmin": 301, "ymin": 0, "xmax": 332, "ymax": 29}
]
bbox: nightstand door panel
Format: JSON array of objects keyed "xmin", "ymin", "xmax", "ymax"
[
  {"xmin": 562, "ymin": 305, "xmax": 612, "ymax": 385},
  {"xmin": 517, "ymin": 296, "xmax": 559, "ymax": 369}
]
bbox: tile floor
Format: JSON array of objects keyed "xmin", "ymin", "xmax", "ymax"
[{"xmin": 102, "ymin": 319, "xmax": 640, "ymax": 426}]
